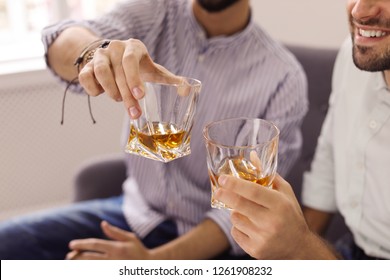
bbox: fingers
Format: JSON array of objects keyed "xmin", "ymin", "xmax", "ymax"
[
  {"xmin": 97, "ymin": 41, "xmax": 143, "ymax": 118},
  {"xmin": 101, "ymin": 221, "xmax": 136, "ymax": 242},
  {"xmin": 78, "ymin": 39, "xmax": 145, "ymax": 119},
  {"xmin": 93, "ymin": 49, "xmax": 122, "ymax": 101},
  {"xmin": 272, "ymin": 173, "xmax": 296, "ymax": 198},
  {"xmin": 122, "ymin": 39, "xmax": 186, "ymax": 113},
  {"xmin": 151, "ymin": 65, "xmax": 191, "ymax": 96},
  {"xmin": 66, "ymin": 250, "xmax": 82, "ymax": 260},
  {"xmin": 152, "ymin": 64, "xmax": 184, "ymax": 85},
  {"xmin": 215, "ymin": 185, "xmax": 268, "ymax": 220},
  {"xmin": 122, "ymin": 39, "xmax": 148, "ymax": 118},
  {"xmin": 68, "ymin": 238, "xmax": 112, "ymax": 254},
  {"xmin": 79, "ymin": 38, "xmax": 184, "ymax": 119},
  {"xmin": 217, "ymin": 175, "xmax": 277, "ymax": 209},
  {"xmin": 78, "ymin": 61, "xmax": 104, "ymax": 96},
  {"xmin": 78, "ymin": 45, "xmax": 123, "ymax": 101},
  {"xmin": 217, "ymin": 173, "xmax": 298, "ymax": 208},
  {"xmin": 230, "ymin": 226, "xmax": 257, "ymax": 258},
  {"xmin": 230, "ymin": 211, "xmax": 260, "ymax": 239},
  {"xmin": 66, "ymin": 250, "xmax": 106, "ymax": 260}
]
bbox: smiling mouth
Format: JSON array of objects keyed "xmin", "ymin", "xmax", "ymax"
[{"xmin": 358, "ymin": 28, "xmax": 387, "ymax": 38}]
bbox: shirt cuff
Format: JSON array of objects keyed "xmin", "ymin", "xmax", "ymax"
[{"xmin": 41, "ymin": 19, "xmax": 102, "ymax": 94}]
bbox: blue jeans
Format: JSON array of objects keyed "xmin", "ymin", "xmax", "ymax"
[{"xmin": 0, "ymin": 196, "xmax": 177, "ymax": 260}]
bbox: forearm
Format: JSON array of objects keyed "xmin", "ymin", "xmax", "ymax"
[
  {"xmin": 294, "ymin": 231, "xmax": 338, "ymax": 260},
  {"xmin": 150, "ymin": 219, "xmax": 230, "ymax": 260},
  {"xmin": 47, "ymin": 26, "xmax": 100, "ymax": 81}
]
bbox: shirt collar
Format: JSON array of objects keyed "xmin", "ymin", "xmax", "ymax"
[
  {"xmin": 375, "ymin": 72, "xmax": 390, "ymax": 105},
  {"xmin": 375, "ymin": 72, "xmax": 387, "ymax": 90}
]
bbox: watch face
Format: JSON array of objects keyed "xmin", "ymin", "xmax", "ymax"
[{"xmin": 197, "ymin": 0, "xmax": 241, "ymax": 13}]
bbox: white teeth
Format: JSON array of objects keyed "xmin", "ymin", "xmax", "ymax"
[{"xmin": 359, "ymin": 28, "xmax": 387, "ymax": 38}]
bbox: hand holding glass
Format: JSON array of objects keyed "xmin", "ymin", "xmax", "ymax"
[
  {"xmin": 126, "ymin": 78, "xmax": 201, "ymax": 162},
  {"xmin": 203, "ymin": 118, "xmax": 279, "ymax": 209}
]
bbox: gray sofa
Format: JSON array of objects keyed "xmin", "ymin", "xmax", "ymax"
[
  {"xmin": 284, "ymin": 45, "xmax": 349, "ymax": 242},
  {"xmin": 73, "ymin": 44, "xmax": 349, "ymax": 244}
]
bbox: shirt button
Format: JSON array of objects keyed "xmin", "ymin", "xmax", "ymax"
[
  {"xmin": 349, "ymin": 194, "xmax": 360, "ymax": 208},
  {"xmin": 357, "ymin": 162, "xmax": 364, "ymax": 170},
  {"xmin": 350, "ymin": 200, "xmax": 359, "ymax": 208},
  {"xmin": 198, "ymin": 54, "xmax": 205, "ymax": 62},
  {"xmin": 369, "ymin": 120, "xmax": 377, "ymax": 129}
]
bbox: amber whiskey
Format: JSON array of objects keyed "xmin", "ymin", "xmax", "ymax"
[
  {"xmin": 126, "ymin": 122, "xmax": 190, "ymax": 162},
  {"xmin": 209, "ymin": 156, "xmax": 272, "ymax": 209}
]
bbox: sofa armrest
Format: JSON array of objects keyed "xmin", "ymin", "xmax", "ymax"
[{"xmin": 73, "ymin": 153, "xmax": 126, "ymax": 201}]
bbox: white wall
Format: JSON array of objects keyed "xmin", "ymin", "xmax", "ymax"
[
  {"xmin": 0, "ymin": 70, "xmax": 125, "ymax": 220},
  {"xmin": 251, "ymin": 0, "xmax": 349, "ymax": 48},
  {"xmin": 0, "ymin": 1, "xmax": 350, "ymax": 221}
]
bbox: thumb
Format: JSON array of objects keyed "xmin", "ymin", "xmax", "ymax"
[
  {"xmin": 101, "ymin": 221, "xmax": 136, "ymax": 242},
  {"xmin": 152, "ymin": 64, "xmax": 197, "ymax": 97},
  {"xmin": 272, "ymin": 173, "xmax": 297, "ymax": 198}
]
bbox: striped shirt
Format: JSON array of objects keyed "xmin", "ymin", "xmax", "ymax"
[{"xmin": 42, "ymin": 0, "xmax": 308, "ymax": 255}]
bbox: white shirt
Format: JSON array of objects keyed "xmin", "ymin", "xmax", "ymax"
[{"xmin": 302, "ymin": 38, "xmax": 390, "ymax": 259}]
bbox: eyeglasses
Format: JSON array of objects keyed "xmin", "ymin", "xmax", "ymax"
[{"xmin": 61, "ymin": 77, "xmax": 96, "ymax": 125}]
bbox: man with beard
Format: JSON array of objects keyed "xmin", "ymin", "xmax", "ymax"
[
  {"xmin": 0, "ymin": 0, "xmax": 307, "ymax": 259},
  {"xmin": 215, "ymin": 0, "xmax": 390, "ymax": 260}
]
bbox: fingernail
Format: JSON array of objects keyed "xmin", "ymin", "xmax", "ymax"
[
  {"xmin": 129, "ymin": 106, "xmax": 140, "ymax": 118},
  {"xmin": 218, "ymin": 175, "xmax": 227, "ymax": 186},
  {"xmin": 102, "ymin": 221, "xmax": 111, "ymax": 228},
  {"xmin": 132, "ymin": 87, "xmax": 144, "ymax": 99}
]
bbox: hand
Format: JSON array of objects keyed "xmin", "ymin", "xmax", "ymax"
[
  {"xmin": 78, "ymin": 38, "xmax": 183, "ymax": 119},
  {"xmin": 66, "ymin": 221, "xmax": 152, "ymax": 260},
  {"xmin": 214, "ymin": 173, "xmax": 313, "ymax": 260}
]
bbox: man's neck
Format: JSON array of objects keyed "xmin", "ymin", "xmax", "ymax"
[{"xmin": 192, "ymin": 0, "xmax": 250, "ymax": 38}]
